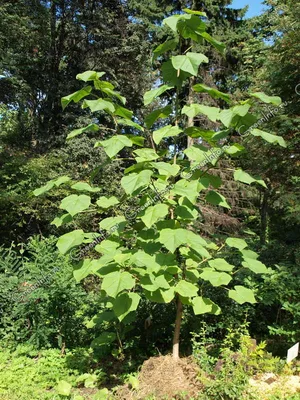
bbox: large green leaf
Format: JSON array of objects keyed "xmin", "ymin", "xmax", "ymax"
[
  {"xmin": 242, "ymin": 258, "xmax": 269, "ymax": 274},
  {"xmin": 82, "ymin": 99, "xmax": 115, "ymax": 113},
  {"xmin": 144, "ymin": 288, "xmax": 175, "ymax": 303},
  {"xmin": 234, "ymin": 169, "xmax": 267, "ymax": 188},
  {"xmin": 130, "ymin": 250, "xmax": 161, "ymax": 274},
  {"xmin": 76, "ymin": 71, "xmax": 105, "ymax": 82},
  {"xmin": 113, "ymin": 292, "xmax": 141, "ymax": 321},
  {"xmin": 208, "ymin": 258, "xmax": 234, "ymax": 272},
  {"xmin": 193, "ymin": 83, "xmax": 231, "ymax": 103},
  {"xmin": 183, "ymin": 144, "xmax": 208, "ymax": 163},
  {"xmin": 56, "ymin": 380, "xmax": 72, "ymax": 396},
  {"xmin": 140, "ymin": 204, "xmax": 169, "ymax": 228},
  {"xmin": 200, "ymin": 32, "xmax": 226, "ymax": 54},
  {"xmin": 128, "ymin": 135, "xmax": 145, "ymax": 147},
  {"xmin": 33, "ymin": 176, "xmax": 71, "ymax": 196},
  {"xmin": 71, "ymin": 182, "xmax": 101, "ymax": 192},
  {"xmin": 51, "ymin": 213, "xmax": 73, "ymax": 228},
  {"xmin": 59, "ymin": 194, "xmax": 91, "ymax": 217},
  {"xmin": 218, "ymin": 109, "xmax": 234, "ymax": 128},
  {"xmin": 193, "ymin": 296, "xmax": 221, "ymax": 315},
  {"xmin": 240, "ymin": 249, "xmax": 259, "ymax": 260},
  {"xmin": 161, "ymin": 60, "xmax": 192, "ymax": 86},
  {"xmin": 114, "ymin": 105, "xmax": 133, "ymax": 119},
  {"xmin": 93, "ymin": 389, "xmax": 109, "ymax": 399},
  {"xmin": 100, "ymin": 88, "xmax": 126, "ymax": 105},
  {"xmin": 145, "ymin": 105, "xmax": 172, "ymax": 129},
  {"xmin": 172, "ymin": 179, "xmax": 200, "ymax": 201},
  {"xmin": 200, "ymin": 269, "xmax": 232, "ymax": 286},
  {"xmin": 185, "ymin": 127, "xmax": 216, "ymax": 141},
  {"xmin": 229, "ymin": 286, "xmax": 256, "ymax": 304},
  {"xmin": 206, "ymin": 191, "xmax": 230, "ymax": 209},
  {"xmin": 153, "ymin": 125, "xmax": 183, "ymax": 145},
  {"xmin": 250, "ymin": 92, "xmax": 282, "ymax": 106},
  {"xmin": 182, "ymin": 104, "xmax": 220, "ymax": 122},
  {"xmin": 57, "ymin": 230, "xmax": 85, "ymax": 255},
  {"xmin": 117, "ymin": 118, "xmax": 144, "ymax": 131},
  {"xmin": 140, "ymin": 274, "xmax": 171, "ymax": 291},
  {"xmin": 218, "ymin": 104, "xmax": 251, "ymax": 127},
  {"xmin": 182, "ymin": 8, "xmax": 207, "ymax": 16},
  {"xmin": 33, "ymin": 181, "xmax": 55, "ymax": 196},
  {"xmin": 99, "ymin": 216, "xmax": 126, "ymax": 231},
  {"xmin": 67, "ymin": 123, "xmax": 99, "ymax": 140},
  {"xmin": 93, "ymin": 80, "xmax": 114, "ymax": 91},
  {"xmin": 73, "ymin": 259, "xmax": 106, "ymax": 282},
  {"xmin": 61, "ymin": 86, "xmax": 92, "ymax": 110},
  {"xmin": 96, "ymin": 196, "xmax": 119, "ymax": 209},
  {"xmin": 86, "ymin": 311, "xmax": 115, "ymax": 329},
  {"xmin": 171, "ymin": 52, "xmax": 208, "ymax": 76},
  {"xmin": 251, "ymin": 129, "xmax": 287, "ymax": 148},
  {"xmin": 163, "ymin": 14, "xmax": 182, "ymax": 32},
  {"xmin": 158, "ymin": 228, "xmax": 188, "ymax": 253},
  {"xmin": 134, "ymin": 148, "xmax": 159, "ymax": 162},
  {"xmin": 175, "ymin": 205, "xmax": 198, "ymax": 220},
  {"xmin": 177, "ymin": 16, "xmax": 206, "ymax": 41},
  {"xmin": 151, "ymin": 162, "xmax": 180, "ymax": 176},
  {"xmin": 175, "ymin": 280, "xmax": 198, "ymax": 298},
  {"xmin": 121, "ymin": 170, "xmax": 153, "ymax": 195},
  {"xmin": 226, "ymin": 237, "xmax": 247, "ymax": 250},
  {"xmin": 96, "ymin": 239, "xmax": 120, "ymax": 255},
  {"xmin": 153, "ymin": 39, "xmax": 178, "ymax": 61},
  {"xmin": 95, "ymin": 135, "xmax": 133, "ymax": 158},
  {"xmin": 144, "ymin": 85, "xmax": 173, "ymax": 106},
  {"xmin": 186, "ymin": 231, "xmax": 211, "ymax": 258},
  {"xmin": 101, "ymin": 271, "xmax": 135, "ymax": 298}
]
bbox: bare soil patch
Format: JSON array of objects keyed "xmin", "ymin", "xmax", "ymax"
[{"xmin": 116, "ymin": 355, "xmax": 203, "ymax": 400}]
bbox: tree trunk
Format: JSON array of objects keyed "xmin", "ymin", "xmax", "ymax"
[
  {"xmin": 260, "ymin": 189, "xmax": 269, "ymax": 245},
  {"xmin": 172, "ymin": 296, "xmax": 183, "ymax": 359}
]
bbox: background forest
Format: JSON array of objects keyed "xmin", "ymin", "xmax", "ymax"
[{"xmin": 0, "ymin": 0, "xmax": 299, "ymax": 399}]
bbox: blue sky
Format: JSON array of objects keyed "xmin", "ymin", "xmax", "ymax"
[{"xmin": 231, "ymin": 0, "xmax": 264, "ymax": 18}]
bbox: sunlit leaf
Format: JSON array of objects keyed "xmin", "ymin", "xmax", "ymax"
[
  {"xmin": 71, "ymin": 182, "xmax": 101, "ymax": 192},
  {"xmin": 97, "ymin": 196, "xmax": 119, "ymax": 209},
  {"xmin": 182, "ymin": 104, "xmax": 220, "ymax": 122},
  {"xmin": 57, "ymin": 230, "xmax": 85, "ymax": 255},
  {"xmin": 82, "ymin": 99, "xmax": 115, "ymax": 113},
  {"xmin": 193, "ymin": 296, "xmax": 221, "ymax": 315},
  {"xmin": 251, "ymin": 129, "xmax": 287, "ymax": 148},
  {"xmin": 61, "ymin": 86, "xmax": 92, "ymax": 110},
  {"xmin": 101, "ymin": 271, "xmax": 135, "ymax": 298},
  {"xmin": 121, "ymin": 170, "xmax": 153, "ymax": 195},
  {"xmin": 76, "ymin": 71, "xmax": 105, "ymax": 82},
  {"xmin": 140, "ymin": 204, "xmax": 169, "ymax": 228},
  {"xmin": 144, "ymin": 85, "xmax": 173, "ymax": 106},
  {"xmin": 59, "ymin": 194, "xmax": 91, "ymax": 216},
  {"xmin": 171, "ymin": 52, "xmax": 208, "ymax": 76},
  {"xmin": 229, "ymin": 286, "xmax": 256, "ymax": 304},
  {"xmin": 200, "ymin": 269, "xmax": 232, "ymax": 286},
  {"xmin": 95, "ymin": 135, "xmax": 132, "ymax": 158},
  {"xmin": 153, "ymin": 125, "xmax": 183, "ymax": 145},
  {"xmin": 250, "ymin": 92, "xmax": 282, "ymax": 106},
  {"xmin": 193, "ymin": 83, "xmax": 230, "ymax": 103}
]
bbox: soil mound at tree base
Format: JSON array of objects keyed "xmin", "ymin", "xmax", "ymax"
[{"xmin": 116, "ymin": 355, "xmax": 203, "ymax": 399}]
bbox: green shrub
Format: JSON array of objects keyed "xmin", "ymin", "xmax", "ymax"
[
  {"xmin": 0, "ymin": 236, "xmax": 101, "ymax": 349},
  {"xmin": 192, "ymin": 324, "xmax": 286, "ymax": 400}
]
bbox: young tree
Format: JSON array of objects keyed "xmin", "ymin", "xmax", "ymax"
[{"xmin": 35, "ymin": 9, "xmax": 286, "ymax": 358}]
